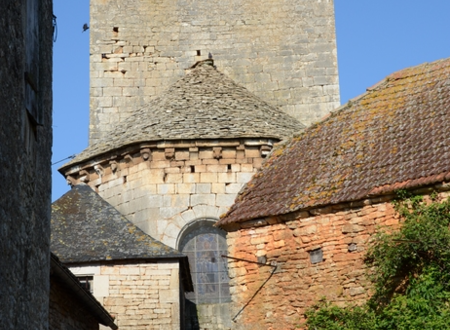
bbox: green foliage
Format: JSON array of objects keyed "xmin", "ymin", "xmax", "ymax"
[
  {"xmin": 304, "ymin": 193, "xmax": 450, "ymax": 330},
  {"xmin": 304, "ymin": 300, "xmax": 376, "ymax": 330}
]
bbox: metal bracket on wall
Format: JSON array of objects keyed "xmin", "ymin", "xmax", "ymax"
[{"xmin": 221, "ymin": 254, "xmax": 278, "ymax": 322}]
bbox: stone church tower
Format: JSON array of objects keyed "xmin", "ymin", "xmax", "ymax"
[
  {"xmin": 61, "ymin": 60, "xmax": 304, "ymax": 328},
  {"xmin": 59, "ymin": 1, "xmax": 339, "ymax": 328},
  {"xmin": 88, "ymin": 0, "xmax": 340, "ymax": 144}
]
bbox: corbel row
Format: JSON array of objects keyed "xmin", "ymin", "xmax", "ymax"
[{"xmin": 65, "ymin": 143, "xmax": 274, "ymax": 185}]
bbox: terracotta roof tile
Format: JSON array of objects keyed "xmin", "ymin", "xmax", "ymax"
[{"xmin": 218, "ymin": 58, "xmax": 450, "ymax": 226}]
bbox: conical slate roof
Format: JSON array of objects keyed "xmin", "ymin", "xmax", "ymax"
[
  {"xmin": 63, "ymin": 60, "xmax": 304, "ymax": 168},
  {"xmin": 51, "ymin": 184, "xmax": 186, "ymax": 263}
]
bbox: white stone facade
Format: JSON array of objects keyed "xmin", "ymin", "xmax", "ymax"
[
  {"xmin": 70, "ymin": 262, "xmax": 181, "ymax": 330},
  {"xmin": 64, "ymin": 138, "xmax": 274, "ymax": 249}
]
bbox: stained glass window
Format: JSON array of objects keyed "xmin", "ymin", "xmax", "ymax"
[{"xmin": 179, "ymin": 222, "xmax": 230, "ymax": 304}]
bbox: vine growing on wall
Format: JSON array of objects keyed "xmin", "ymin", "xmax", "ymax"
[{"xmin": 303, "ymin": 192, "xmax": 450, "ymax": 330}]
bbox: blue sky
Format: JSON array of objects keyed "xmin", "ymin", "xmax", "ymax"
[{"xmin": 51, "ymin": 1, "xmax": 450, "ymax": 201}]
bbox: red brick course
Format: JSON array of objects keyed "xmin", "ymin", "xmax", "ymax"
[{"xmin": 226, "ymin": 199, "xmax": 400, "ymax": 330}]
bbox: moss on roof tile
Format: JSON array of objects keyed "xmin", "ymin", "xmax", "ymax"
[
  {"xmin": 63, "ymin": 61, "xmax": 304, "ymax": 169},
  {"xmin": 218, "ymin": 57, "xmax": 450, "ymax": 226},
  {"xmin": 51, "ymin": 184, "xmax": 184, "ymax": 263}
]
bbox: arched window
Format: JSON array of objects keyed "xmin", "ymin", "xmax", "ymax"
[{"xmin": 178, "ymin": 219, "xmax": 230, "ymax": 304}]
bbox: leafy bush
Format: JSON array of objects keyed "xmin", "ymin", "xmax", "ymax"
[{"xmin": 304, "ymin": 193, "xmax": 450, "ymax": 330}]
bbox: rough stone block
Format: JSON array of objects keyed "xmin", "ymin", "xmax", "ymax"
[
  {"xmin": 216, "ymin": 193, "xmax": 237, "ymax": 207},
  {"xmin": 175, "ymin": 150, "xmax": 190, "ymax": 160},
  {"xmin": 222, "ymin": 148, "xmax": 237, "ymax": 159},
  {"xmin": 192, "ymin": 204, "xmax": 220, "ymax": 219},
  {"xmin": 165, "ymin": 173, "xmax": 182, "ymax": 183},
  {"xmin": 196, "ymin": 183, "xmax": 212, "ymax": 194},
  {"xmin": 200, "ymin": 172, "xmax": 218, "ymax": 183},
  {"xmin": 190, "ymin": 194, "xmax": 215, "ymax": 206},
  {"xmin": 218, "ymin": 172, "xmax": 236, "ymax": 183},
  {"xmin": 206, "ymin": 164, "xmax": 227, "ymax": 173},
  {"xmin": 157, "ymin": 184, "xmax": 175, "ymax": 194},
  {"xmin": 183, "ymin": 173, "xmax": 200, "ymax": 183},
  {"xmin": 177, "ymin": 183, "xmax": 195, "ymax": 194},
  {"xmin": 225, "ymin": 183, "xmax": 243, "ymax": 194},
  {"xmin": 162, "ymin": 194, "xmax": 189, "ymax": 208},
  {"xmin": 211, "ymin": 183, "xmax": 226, "ymax": 194},
  {"xmin": 199, "ymin": 149, "xmax": 214, "ymax": 159},
  {"xmin": 237, "ymin": 172, "xmax": 254, "ymax": 183},
  {"xmin": 241, "ymin": 164, "xmax": 254, "ymax": 172}
]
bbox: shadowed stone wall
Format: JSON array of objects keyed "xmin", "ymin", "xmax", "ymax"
[
  {"xmin": 49, "ymin": 275, "xmax": 100, "ymax": 330},
  {"xmin": 0, "ymin": 0, "xmax": 53, "ymax": 329},
  {"xmin": 89, "ymin": 0, "xmax": 339, "ymax": 144}
]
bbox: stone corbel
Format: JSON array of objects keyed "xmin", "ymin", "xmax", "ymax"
[
  {"xmin": 123, "ymin": 154, "xmax": 133, "ymax": 164},
  {"xmin": 109, "ymin": 160, "xmax": 119, "ymax": 173},
  {"xmin": 140, "ymin": 148, "xmax": 151, "ymax": 161},
  {"xmin": 94, "ymin": 164, "xmax": 104, "ymax": 178},
  {"xmin": 66, "ymin": 175, "xmax": 77, "ymax": 187},
  {"xmin": 79, "ymin": 170, "xmax": 90, "ymax": 183},
  {"xmin": 213, "ymin": 147, "xmax": 222, "ymax": 159}
]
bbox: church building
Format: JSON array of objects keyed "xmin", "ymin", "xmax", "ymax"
[
  {"xmin": 217, "ymin": 57, "xmax": 450, "ymax": 329},
  {"xmin": 53, "ymin": 0, "xmax": 340, "ymax": 328},
  {"xmin": 56, "ymin": 59, "xmax": 303, "ymax": 328}
]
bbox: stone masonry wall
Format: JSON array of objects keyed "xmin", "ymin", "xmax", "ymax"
[
  {"xmin": 225, "ymin": 197, "xmax": 402, "ymax": 330},
  {"xmin": 0, "ymin": 1, "xmax": 53, "ymax": 329},
  {"xmin": 89, "ymin": 0, "xmax": 340, "ymax": 143},
  {"xmin": 64, "ymin": 138, "xmax": 272, "ymax": 248},
  {"xmin": 49, "ymin": 276, "xmax": 99, "ymax": 330},
  {"xmin": 70, "ymin": 262, "xmax": 181, "ymax": 330}
]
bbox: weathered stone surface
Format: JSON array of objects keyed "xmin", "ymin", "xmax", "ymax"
[
  {"xmin": 67, "ymin": 62, "xmax": 304, "ymax": 167},
  {"xmin": 49, "ymin": 255, "xmax": 116, "ymax": 330},
  {"xmin": 89, "ymin": 0, "xmax": 340, "ymax": 144},
  {"xmin": 0, "ymin": 1, "xmax": 53, "ymax": 329},
  {"xmin": 61, "ymin": 140, "xmax": 272, "ymax": 250},
  {"xmin": 219, "ymin": 57, "xmax": 450, "ymax": 227},
  {"xmin": 226, "ymin": 199, "xmax": 402, "ymax": 330},
  {"xmin": 71, "ymin": 263, "xmax": 181, "ymax": 330}
]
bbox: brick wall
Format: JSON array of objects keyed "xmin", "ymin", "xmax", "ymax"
[
  {"xmin": 64, "ymin": 138, "xmax": 272, "ymax": 248},
  {"xmin": 49, "ymin": 276, "xmax": 99, "ymax": 330},
  {"xmin": 0, "ymin": 1, "xmax": 53, "ymax": 329},
  {"xmin": 71, "ymin": 262, "xmax": 181, "ymax": 330},
  {"xmin": 89, "ymin": 0, "xmax": 339, "ymax": 143},
  {"xmin": 225, "ymin": 197, "xmax": 402, "ymax": 330}
]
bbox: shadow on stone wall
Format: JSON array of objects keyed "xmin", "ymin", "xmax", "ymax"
[{"xmin": 185, "ymin": 299, "xmax": 200, "ymax": 330}]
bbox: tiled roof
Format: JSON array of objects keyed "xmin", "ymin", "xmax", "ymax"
[
  {"xmin": 63, "ymin": 60, "xmax": 304, "ymax": 168},
  {"xmin": 218, "ymin": 58, "xmax": 450, "ymax": 226},
  {"xmin": 51, "ymin": 184, "xmax": 186, "ymax": 263}
]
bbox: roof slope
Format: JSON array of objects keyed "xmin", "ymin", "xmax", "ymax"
[
  {"xmin": 50, "ymin": 253, "xmax": 118, "ymax": 330},
  {"xmin": 64, "ymin": 60, "xmax": 304, "ymax": 168},
  {"xmin": 51, "ymin": 184, "xmax": 185, "ymax": 263},
  {"xmin": 218, "ymin": 58, "xmax": 450, "ymax": 226}
]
